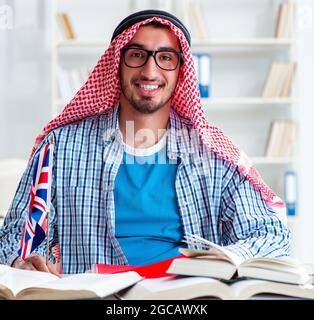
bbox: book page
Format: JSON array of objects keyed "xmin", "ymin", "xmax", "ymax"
[
  {"xmin": 230, "ymin": 279, "xmax": 314, "ymax": 300},
  {"xmin": 0, "ymin": 264, "xmax": 59, "ymax": 297},
  {"xmin": 18, "ymin": 271, "xmax": 142, "ymax": 299},
  {"xmin": 118, "ymin": 275, "xmax": 235, "ymax": 300},
  {"xmin": 181, "ymin": 234, "xmax": 244, "ymax": 266},
  {"xmin": 239, "ymin": 256, "xmax": 307, "ymax": 274}
]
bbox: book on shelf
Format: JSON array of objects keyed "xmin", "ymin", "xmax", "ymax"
[
  {"xmin": 166, "ymin": 234, "xmax": 309, "ymax": 285},
  {"xmin": 57, "ymin": 12, "xmax": 76, "ymax": 40},
  {"xmin": 189, "ymin": 1, "xmax": 209, "ymax": 40},
  {"xmin": 181, "ymin": 0, "xmax": 209, "ymax": 41},
  {"xmin": 262, "ymin": 62, "xmax": 296, "ymax": 98},
  {"xmin": 117, "ymin": 274, "xmax": 314, "ymax": 300},
  {"xmin": 58, "ymin": 67, "xmax": 90, "ymax": 105},
  {"xmin": 265, "ymin": 120, "xmax": 296, "ymax": 157},
  {"xmin": 0, "ymin": 264, "xmax": 142, "ymax": 300},
  {"xmin": 275, "ymin": 2, "xmax": 295, "ymax": 38}
]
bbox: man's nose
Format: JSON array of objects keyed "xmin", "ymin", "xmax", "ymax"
[{"xmin": 141, "ymin": 55, "xmax": 159, "ymax": 76}]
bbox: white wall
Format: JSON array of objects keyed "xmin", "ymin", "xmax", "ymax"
[
  {"xmin": 294, "ymin": 0, "xmax": 314, "ymax": 263},
  {"xmin": 0, "ymin": 0, "xmax": 51, "ymax": 160}
]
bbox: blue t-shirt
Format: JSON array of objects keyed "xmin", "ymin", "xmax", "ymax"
[{"xmin": 114, "ymin": 135, "xmax": 185, "ymax": 265}]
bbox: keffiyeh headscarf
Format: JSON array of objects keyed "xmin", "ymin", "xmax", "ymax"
[{"xmin": 31, "ymin": 10, "xmax": 287, "ymax": 222}]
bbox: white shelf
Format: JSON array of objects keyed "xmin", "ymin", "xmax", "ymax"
[
  {"xmin": 57, "ymin": 40, "xmax": 110, "ymax": 47},
  {"xmin": 56, "ymin": 38, "xmax": 295, "ymax": 49},
  {"xmin": 201, "ymin": 97, "xmax": 298, "ymax": 106},
  {"xmin": 56, "ymin": 98, "xmax": 297, "ymax": 112},
  {"xmin": 250, "ymin": 157, "xmax": 295, "ymax": 165},
  {"xmin": 192, "ymin": 38, "xmax": 296, "ymax": 48},
  {"xmin": 287, "ymin": 216, "xmax": 300, "ymax": 223}
]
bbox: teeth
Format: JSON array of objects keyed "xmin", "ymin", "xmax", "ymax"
[{"xmin": 139, "ymin": 84, "xmax": 159, "ymax": 91}]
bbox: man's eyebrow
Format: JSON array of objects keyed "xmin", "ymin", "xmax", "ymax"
[
  {"xmin": 125, "ymin": 42, "xmax": 144, "ymax": 48},
  {"xmin": 158, "ymin": 46, "xmax": 178, "ymax": 52},
  {"xmin": 125, "ymin": 43, "xmax": 179, "ymax": 52}
]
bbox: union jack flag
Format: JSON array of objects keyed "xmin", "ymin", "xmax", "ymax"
[{"xmin": 18, "ymin": 142, "xmax": 54, "ymax": 260}]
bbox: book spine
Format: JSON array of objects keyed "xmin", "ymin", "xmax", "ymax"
[
  {"xmin": 284, "ymin": 170, "xmax": 297, "ymax": 216},
  {"xmin": 58, "ymin": 13, "xmax": 75, "ymax": 40},
  {"xmin": 199, "ymin": 53, "xmax": 211, "ymax": 98}
]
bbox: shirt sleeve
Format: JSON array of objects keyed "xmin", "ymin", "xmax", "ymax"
[
  {"xmin": 0, "ymin": 133, "xmax": 58, "ymax": 265},
  {"xmin": 219, "ymin": 162, "xmax": 291, "ymax": 260}
]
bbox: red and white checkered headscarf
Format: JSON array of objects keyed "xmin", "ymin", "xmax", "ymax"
[{"xmin": 32, "ymin": 17, "xmax": 286, "ymax": 222}]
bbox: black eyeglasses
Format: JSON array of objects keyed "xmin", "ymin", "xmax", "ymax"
[{"xmin": 121, "ymin": 47, "xmax": 183, "ymax": 71}]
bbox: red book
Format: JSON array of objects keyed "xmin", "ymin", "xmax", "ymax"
[{"xmin": 92, "ymin": 255, "xmax": 185, "ymax": 279}]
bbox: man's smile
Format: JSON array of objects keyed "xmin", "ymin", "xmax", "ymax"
[{"xmin": 134, "ymin": 82, "xmax": 164, "ymax": 97}]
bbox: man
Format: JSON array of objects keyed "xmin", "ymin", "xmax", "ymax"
[{"xmin": 0, "ymin": 10, "xmax": 290, "ymax": 274}]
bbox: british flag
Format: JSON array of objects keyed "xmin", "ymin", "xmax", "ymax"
[{"xmin": 18, "ymin": 142, "xmax": 54, "ymax": 260}]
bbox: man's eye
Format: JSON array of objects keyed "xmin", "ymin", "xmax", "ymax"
[
  {"xmin": 130, "ymin": 51, "xmax": 144, "ymax": 58},
  {"xmin": 161, "ymin": 55, "xmax": 172, "ymax": 61}
]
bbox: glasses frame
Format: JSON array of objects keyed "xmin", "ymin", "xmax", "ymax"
[{"xmin": 121, "ymin": 47, "xmax": 183, "ymax": 71}]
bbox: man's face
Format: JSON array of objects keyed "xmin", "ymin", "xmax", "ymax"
[{"xmin": 120, "ymin": 25, "xmax": 181, "ymax": 114}]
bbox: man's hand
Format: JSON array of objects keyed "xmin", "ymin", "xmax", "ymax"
[{"xmin": 12, "ymin": 254, "xmax": 60, "ymax": 276}]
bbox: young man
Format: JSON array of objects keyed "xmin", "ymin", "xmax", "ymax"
[{"xmin": 0, "ymin": 10, "xmax": 290, "ymax": 274}]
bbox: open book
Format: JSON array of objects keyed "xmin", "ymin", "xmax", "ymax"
[
  {"xmin": 0, "ymin": 264, "xmax": 142, "ymax": 300},
  {"xmin": 117, "ymin": 275, "xmax": 314, "ymax": 300},
  {"xmin": 166, "ymin": 234, "xmax": 310, "ymax": 285}
]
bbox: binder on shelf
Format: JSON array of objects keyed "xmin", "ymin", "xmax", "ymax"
[
  {"xmin": 284, "ymin": 170, "xmax": 297, "ymax": 216},
  {"xmin": 193, "ymin": 53, "xmax": 211, "ymax": 98}
]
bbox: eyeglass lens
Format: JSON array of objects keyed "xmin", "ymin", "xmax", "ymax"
[{"xmin": 123, "ymin": 48, "xmax": 179, "ymax": 70}]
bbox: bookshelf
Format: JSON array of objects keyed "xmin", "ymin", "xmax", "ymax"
[{"xmin": 51, "ymin": 0, "xmax": 300, "ymax": 255}]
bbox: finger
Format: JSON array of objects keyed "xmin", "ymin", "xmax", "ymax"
[
  {"xmin": 47, "ymin": 262, "xmax": 61, "ymax": 277},
  {"xmin": 19, "ymin": 263, "xmax": 37, "ymax": 271},
  {"xmin": 28, "ymin": 255, "xmax": 50, "ymax": 273},
  {"xmin": 12, "ymin": 257, "xmax": 37, "ymax": 271}
]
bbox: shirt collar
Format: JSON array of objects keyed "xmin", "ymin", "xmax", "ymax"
[{"xmin": 103, "ymin": 105, "xmax": 193, "ymax": 163}]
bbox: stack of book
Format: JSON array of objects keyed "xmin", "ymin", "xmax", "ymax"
[
  {"xmin": 265, "ymin": 120, "xmax": 296, "ymax": 158},
  {"xmin": 262, "ymin": 62, "xmax": 296, "ymax": 98},
  {"xmin": 1, "ymin": 234, "xmax": 314, "ymax": 300},
  {"xmin": 108, "ymin": 235, "xmax": 314, "ymax": 300},
  {"xmin": 182, "ymin": 0, "xmax": 209, "ymax": 41}
]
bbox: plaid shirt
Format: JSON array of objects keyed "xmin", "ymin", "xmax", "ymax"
[{"xmin": 0, "ymin": 107, "xmax": 291, "ymax": 273}]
